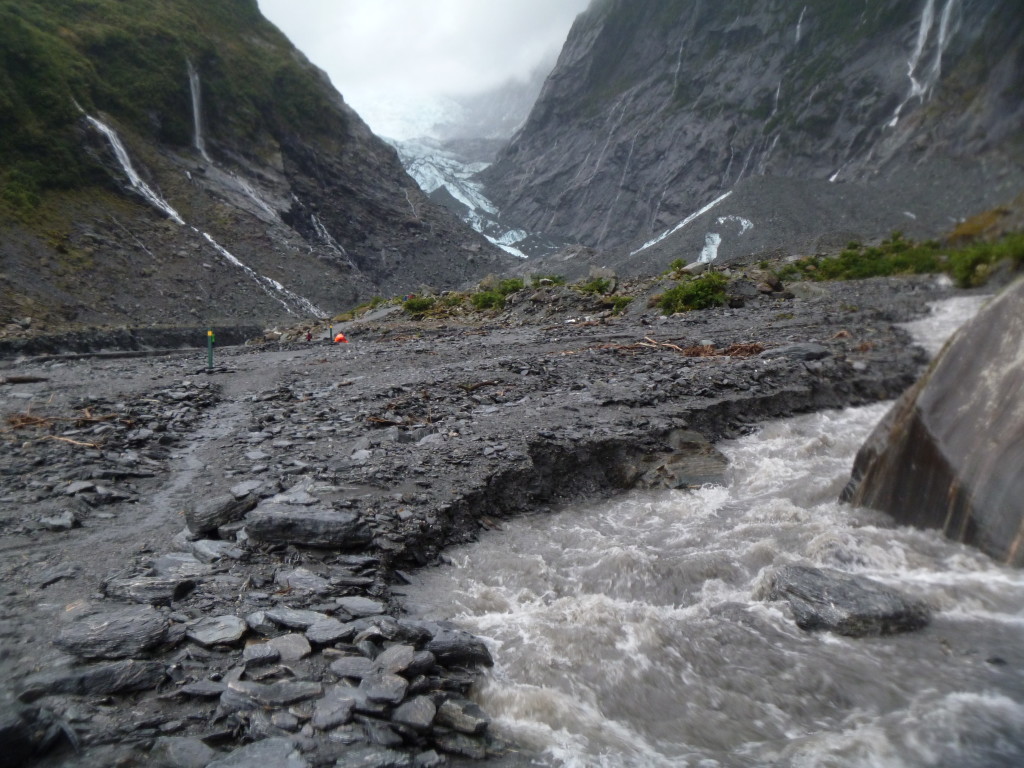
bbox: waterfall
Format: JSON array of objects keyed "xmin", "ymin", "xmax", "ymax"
[
  {"xmin": 85, "ymin": 116, "xmax": 185, "ymax": 225},
  {"xmin": 187, "ymin": 60, "xmax": 211, "ymax": 162},
  {"xmin": 84, "ymin": 113, "xmax": 324, "ymax": 318},
  {"xmin": 795, "ymin": 5, "xmax": 807, "ymax": 43},
  {"xmin": 630, "ymin": 191, "xmax": 733, "ymax": 256},
  {"xmin": 697, "ymin": 231, "xmax": 721, "ymax": 263},
  {"xmin": 888, "ymin": 0, "xmax": 960, "ymax": 127}
]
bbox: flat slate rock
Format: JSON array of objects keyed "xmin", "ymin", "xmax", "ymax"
[
  {"xmin": 766, "ymin": 564, "xmax": 930, "ymax": 636},
  {"xmin": 336, "ymin": 596, "xmax": 385, "ymax": 617},
  {"xmin": 205, "ymin": 737, "xmax": 308, "ymax": 768},
  {"xmin": 222, "ymin": 680, "xmax": 323, "ymax": 709},
  {"xmin": 275, "ymin": 567, "xmax": 330, "ymax": 593},
  {"xmin": 333, "ymin": 745, "xmax": 413, "ymax": 768},
  {"xmin": 184, "ymin": 492, "xmax": 257, "ymax": 535},
  {"xmin": 311, "ymin": 686, "xmax": 357, "ymax": 730},
  {"xmin": 359, "ymin": 673, "xmax": 407, "ymax": 704},
  {"xmin": 104, "ymin": 576, "xmax": 196, "ymax": 606},
  {"xmin": 19, "ymin": 660, "xmax": 165, "ymax": 702},
  {"xmin": 242, "ymin": 643, "xmax": 281, "ymax": 667},
  {"xmin": 330, "ymin": 655, "xmax": 376, "ymax": 680},
  {"xmin": 306, "ymin": 618, "xmax": 351, "ymax": 645},
  {"xmin": 268, "ymin": 633, "xmax": 311, "ymax": 661},
  {"xmin": 148, "ymin": 736, "xmax": 218, "ymax": 768},
  {"xmin": 265, "ymin": 606, "xmax": 331, "ymax": 630},
  {"xmin": 391, "ymin": 695, "xmax": 436, "ymax": 730},
  {"xmin": 187, "ymin": 615, "xmax": 247, "ymax": 647},
  {"xmin": 246, "ymin": 503, "xmax": 371, "ymax": 548},
  {"xmin": 55, "ymin": 605, "xmax": 168, "ymax": 660}
]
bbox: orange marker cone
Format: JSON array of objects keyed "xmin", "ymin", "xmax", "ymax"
[{"xmin": 334, "ymin": 333, "xmax": 348, "ymax": 343}]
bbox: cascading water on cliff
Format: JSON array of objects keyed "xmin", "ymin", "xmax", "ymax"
[
  {"xmin": 84, "ymin": 114, "xmax": 323, "ymax": 318},
  {"xmin": 403, "ymin": 294, "xmax": 1023, "ymax": 767},
  {"xmin": 187, "ymin": 59, "xmax": 211, "ymax": 162}
]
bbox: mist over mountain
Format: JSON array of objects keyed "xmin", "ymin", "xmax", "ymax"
[
  {"xmin": 0, "ymin": 0, "xmax": 513, "ymax": 335},
  {"xmin": 480, "ymin": 0, "xmax": 1024, "ymax": 272}
]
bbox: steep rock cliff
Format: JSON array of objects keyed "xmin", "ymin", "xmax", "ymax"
[
  {"xmin": 0, "ymin": 0, "xmax": 513, "ymax": 334},
  {"xmin": 481, "ymin": 0, "xmax": 1024, "ymax": 265}
]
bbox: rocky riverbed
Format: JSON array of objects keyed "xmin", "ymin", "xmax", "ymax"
[{"xmin": 0, "ymin": 274, "xmax": 975, "ymax": 767}]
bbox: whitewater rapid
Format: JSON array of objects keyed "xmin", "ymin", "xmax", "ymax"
[{"xmin": 402, "ymin": 293, "xmax": 1023, "ymax": 767}]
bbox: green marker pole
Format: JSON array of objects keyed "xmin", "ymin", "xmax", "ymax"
[{"xmin": 207, "ymin": 329, "xmax": 214, "ymax": 370}]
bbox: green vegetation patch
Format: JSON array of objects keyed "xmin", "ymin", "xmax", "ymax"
[
  {"xmin": 402, "ymin": 296, "xmax": 436, "ymax": 316},
  {"xmin": 776, "ymin": 231, "xmax": 1024, "ymax": 288},
  {"xmin": 658, "ymin": 272, "xmax": 729, "ymax": 314}
]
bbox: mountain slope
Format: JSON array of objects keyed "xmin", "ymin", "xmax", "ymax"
[
  {"xmin": 481, "ymin": 0, "xmax": 1024, "ymax": 262},
  {"xmin": 0, "ymin": 0, "xmax": 513, "ymax": 334}
]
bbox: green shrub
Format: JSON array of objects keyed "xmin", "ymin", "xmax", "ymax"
[
  {"xmin": 497, "ymin": 278, "xmax": 525, "ymax": 296},
  {"xmin": 577, "ymin": 277, "xmax": 612, "ymax": 295},
  {"xmin": 470, "ymin": 290, "xmax": 504, "ymax": 310},
  {"xmin": 609, "ymin": 296, "xmax": 634, "ymax": 315},
  {"xmin": 658, "ymin": 273, "xmax": 729, "ymax": 314},
  {"xmin": 403, "ymin": 296, "xmax": 435, "ymax": 315},
  {"xmin": 439, "ymin": 293, "xmax": 465, "ymax": 308}
]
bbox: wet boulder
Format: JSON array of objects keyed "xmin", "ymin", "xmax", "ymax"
[
  {"xmin": 766, "ymin": 565, "xmax": 929, "ymax": 636},
  {"xmin": 19, "ymin": 660, "xmax": 166, "ymax": 702},
  {"xmin": 55, "ymin": 605, "xmax": 169, "ymax": 660},
  {"xmin": 843, "ymin": 278, "xmax": 1024, "ymax": 565},
  {"xmin": 245, "ymin": 503, "xmax": 371, "ymax": 548}
]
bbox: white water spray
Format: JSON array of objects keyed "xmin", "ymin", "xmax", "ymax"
[
  {"xmin": 796, "ymin": 6, "xmax": 807, "ymax": 43},
  {"xmin": 187, "ymin": 60, "xmax": 211, "ymax": 162},
  {"xmin": 697, "ymin": 232, "xmax": 721, "ymax": 263}
]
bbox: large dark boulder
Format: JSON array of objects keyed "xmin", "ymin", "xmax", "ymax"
[
  {"xmin": 766, "ymin": 565, "xmax": 930, "ymax": 636},
  {"xmin": 843, "ymin": 277, "xmax": 1024, "ymax": 565}
]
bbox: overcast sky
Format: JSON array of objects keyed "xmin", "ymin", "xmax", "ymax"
[{"xmin": 256, "ymin": 0, "xmax": 591, "ymax": 138}]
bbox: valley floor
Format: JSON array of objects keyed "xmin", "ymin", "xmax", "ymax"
[{"xmin": 0, "ymin": 275, "xmax": 978, "ymax": 766}]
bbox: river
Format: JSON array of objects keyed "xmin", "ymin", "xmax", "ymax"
[{"xmin": 402, "ymin": 293, "xmax": 1024, "ymax": 767}]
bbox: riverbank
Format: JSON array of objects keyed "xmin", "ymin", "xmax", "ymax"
[{"xmin": 0, "ymin": 275, "xmax": 975, "ymax": 766}]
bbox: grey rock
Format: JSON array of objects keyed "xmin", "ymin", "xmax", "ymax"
[
  {"xmin": 104, "ymin": 576, "xmax": 195, "ymax": 606},
  {"xmin": 187, "ymin": 615, "xmax": 247, "ymax": 647},
  {"xmin": 766, "ymin": 565, "xmax": 930, "ymax": 636},
  {"xmin": 19, "ymin": 660, "xmax": 166, "ymax": 702},
  {"xmin": 266, "ymin": 607, "xmax": 331, "ymax": 630},
  {"xmin": 223, "ymin": 679, "xmax": 323, "ymax": 709},
  {"xmin": 333, "ymin": 745, "xmax": 412, "ymax": 768},
  {"xmin": 185, "ymin": 493, "xmax": 257, "ymax": 535},
  {"xmin": 245, "ymin": 610, "xmax": 279, "ymax": 636},
  {"xmin": 149, "ymin": 736, "xmax": 218, "ymax": 768},
  {"xmin": 275, "ymin": 567, "xmax": 329, "ymax": 593},
  {"xmin": 56, "ymin": 605, "xmax": 168, "ymax": 660},
  {"xmin": 391, "ymin": 696, "xmax": 435, "ymax": 730},
  {"xmin": 433, "ymin": 730, "xmax": 487, "ymax": 759},
  {"xmin": 359, "ymin": 673, "xmax": 407, "ymax": 704},
  {"xmin": 180, "ymin": 680, "xmax": 227, "ymax": 698},
  {"xmin": 268, "ymin": 632, "xmax": 312, "ymax": 661},
  {"xmin": 425, "ymin": 628, "xmax": 493, "ymax": 668},
  {"xmin": 246, "ymin": 503, "xmax": 371, "ymax": 549},
  {"xmin": 205, "ymin": 737, "xmax": 308, "ymax": 768},
  {"xmin": 152, "ymin": 552, "xmax": 210, "ymax": 578},
  {"xmin": 191, "ymin": 539, "xmax": 243, "ymax": 563},
  {"xmin": 311, "ymin": 686, "xmax": 356, "ymax": 730},
  {"xmin": 373, "ymin": 644, "xmax": 416, "ymax": 675},
  {"xmin": 435, "ymin": 697, "xmax": 491, "ymax": 735},
  {"xmin": 39, "ymin": 509, "xmax": 78, "ymax": 531},
  {"xmin": 330, "ymin": 655, "xmax": 376, "ymax": 680},
  {"xmin": 242, "ymin": 643, "xmax": 281, "ymax": 667},
  {"xmin": 761, "ymin": 343, "xmax": 831, "ymax": 361},
  {"xmin": 336, "ymin": 596, "xmax": 385, "ymax": 617},
  {"xmin": 306, "ymin": 618, "xmax": 350, "ymax": 645}
]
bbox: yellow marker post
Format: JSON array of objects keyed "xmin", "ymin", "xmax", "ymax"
[{"xmin": 207, "ymin": 329, "xmax": 215, "ymax": 370}]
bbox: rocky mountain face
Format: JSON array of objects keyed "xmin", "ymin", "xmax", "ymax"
[
  {"xmin": 0, "ymin": 0, "xmax": 513, "ymax": 336},
  {"xmin": 481, "ymin": 0, "xmax": 1024, "ymax": 271}
]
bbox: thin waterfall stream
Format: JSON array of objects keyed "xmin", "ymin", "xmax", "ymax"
[{"xmin": 402, "ymin": 294, "xmax": 1024, "ymax": 767}]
